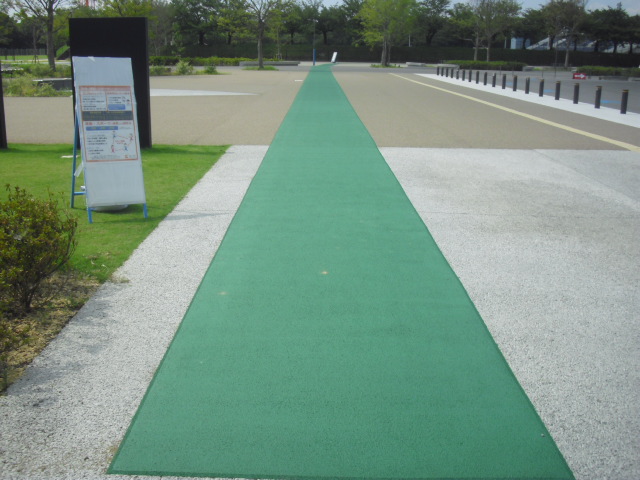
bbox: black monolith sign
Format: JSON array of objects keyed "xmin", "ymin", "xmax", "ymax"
[{"xmin": 69, "ymin": 17, "xmax": 151, "ymax": 148}]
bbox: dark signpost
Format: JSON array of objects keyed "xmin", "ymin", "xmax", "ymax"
[{"xmin": 69, "ymin": 17, "xmax": 152, "ymax": 148}]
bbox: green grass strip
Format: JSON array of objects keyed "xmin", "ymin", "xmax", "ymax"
[
  {"xmin": 109, "ymin": 65, "xmax": 574, "ymax": 479},
  {"xmin": 0, "ymin": 144, "xmax": 227, "ymax": 281}
]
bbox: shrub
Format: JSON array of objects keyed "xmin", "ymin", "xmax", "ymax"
[
  {"xmin": 3, "ymin": 76, "xmax": 68, "ymax": 97},
  {"xmin": 150, "ymin": 65, "xmax": 172, "ymax": 76},
  {"xmin": 0, "ymin": 185, "xmax": 78, "ymax": 315},
  {"xmin": 150, "ymin": 55, "xmax": 180, "ymax": 66},
  {"xmin": 20, "ymin": 63, "xmax": 54, "ymax": 77},
  {"xmin": 175, "ymin": 59, "xmax": 194, "ymax": 75},
  {"xmin": 203, "ymin": 65, "xmax": 218, "ymax": 74},
  {"xmin": 576, "ymin": 66, "xmax": 640, "ymax": 77},
  {"xmin": 446, "ymin": 60, "xmax": 528, "ymax": 71}
]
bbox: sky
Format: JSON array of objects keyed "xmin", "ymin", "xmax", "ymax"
[{"xmin": 320, "ymin": 0, "xmax": 640, "ymax": 15}]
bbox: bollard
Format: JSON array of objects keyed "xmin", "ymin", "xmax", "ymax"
[
  {"xmin": 501, "ymin": 74, "xmax": 507, "ymax": 89},
  {"xmin": 437, "ymin": 66, "xmax": 440, "ymax": 76},
  {"xmin": 492, "ymin": 73, "xmax": 497, "ymax": 87},
  {"xmin": 621, "ymin": 90, "xmax": 629, "ymax": 114},
  {"xmin": 539, "ymin": 79, "xmax": 545, "ymax": 97},
  {"xmin": 525, "ymin": 77, "xmax": 530, "ymax": 94},
  {"xmin": 595, "ymin": 85, "xmax": 602, "ymax": 109},
  {"xmin": 469, "ymin": 69, "xmax": 473, "ymax": 82},
  {"xmin": 476, "ymin": 71, "xmax": 480, "ymax": 84},
  {"xmin": 513, "ymin": 75, "xmax": 518, "ymax": 92},
  {"xmin": 462, "ymin": 69, "xmax": 466, "ymax": 81},
  {"xmin": 456, "ymin": 69, "xmax": 459, "ymax": 79},
  {"xmin": 573, "ymin": 83, "xmax": 579, "ymax": 104},
  {"xmin": 483, "ymin": 71, "xmax": 487, "ymax": 85},
  {"xmin": 555, "ymin": 81, "xmax": 561, "ymax": 100}
]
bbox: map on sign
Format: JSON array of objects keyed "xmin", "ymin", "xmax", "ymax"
[{"xmin": 78, "ymin": 85, "xmax": 139, "ymax": 162}]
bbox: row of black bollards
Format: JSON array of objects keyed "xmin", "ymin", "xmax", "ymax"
[{"xmin": 436, "ymin": 67, "xmax": 632, "ymax": 114}]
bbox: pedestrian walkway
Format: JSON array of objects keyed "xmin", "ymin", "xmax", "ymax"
[{"xmin": 109, "ymin": 65, "xmax": 574, "ymax": 479}]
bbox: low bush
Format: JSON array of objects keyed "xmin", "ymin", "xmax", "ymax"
[
  {"xmin": 175, "ymin": 59, "xmax": 194, "ymax": 75},
  {"xmin": 0, "ymin": 185, "xmax": 77, "ymax": 316},
  {"xmin": 149, "ymin": 65, "xmax": 172, "ymax": 76},
  {"xmin": 16, "ymin": 63, "xmax": 72, "ymax": 78},
  {"xmin": 446, "ymin": 60, "xmax": 528, "ymax": 71},
  {"xmin": 2, "ymin": 76, "xmax": 67, "ymax": 97},
  {"xmin": 149, "ymin": 55, "xmax": 264, "ymax": 67},
  {"xmin": 150, "ymin": 55, "xmax": 180, "ymax": 66},
  {"xmin": 576, "ymin": 66, "xmax": 640, "ymax": 77}
]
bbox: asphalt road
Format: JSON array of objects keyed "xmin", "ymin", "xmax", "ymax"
[{"xmin": 3, "ymin": 63, "xmax": 638, "ymax": 148}]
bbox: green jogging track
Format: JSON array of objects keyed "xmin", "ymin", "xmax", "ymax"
[{"xmin": 109, "ymin": 64, "xmax": 574, "ymax": 480}]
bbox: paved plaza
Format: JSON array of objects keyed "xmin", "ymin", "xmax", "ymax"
[{"xmin": 0, "ymin": 63, "xmax": 638, "ymax": 480}]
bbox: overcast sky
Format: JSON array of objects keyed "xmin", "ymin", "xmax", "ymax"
[{"xmin": 320, "ymin": 0, "xmax": 639, "ymax": 15}]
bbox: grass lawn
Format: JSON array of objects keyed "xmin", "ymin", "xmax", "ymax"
[
  {"xmin": 0, "ymin": 143, "xmax": 228, "ymax": 282},
  {"xmin": 1, "ymin": 143, "xmax": 227, "ymax": 390}
]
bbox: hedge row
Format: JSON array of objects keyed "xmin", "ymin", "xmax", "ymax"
[
  {"xmin": 179, "ymin": 44, "xmax": 639, "ymax": 68},
  {"xmin": 575, "ymin": 65, "xmax": 640, "ymax": 77},
  {"xmin": 445, "ymin": 60, "xmax": 528, "ymax": 71},
  {"xmin": 149, "ymin": 56, "xmax": 272, "ymax": 66}
]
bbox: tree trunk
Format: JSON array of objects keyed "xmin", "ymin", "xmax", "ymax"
[
  {"xmin": 473, "ymin": 32, "xmax": 480, "ymax": 61},
  {"xmin": 46, "ymin": 7, "xmax": 55, "ymax": 70},
  {"xmin": 380, "ymin": 39, "xmax": 388, "ymax": 66},
  {"xmin": 564, "ymin": 40, "xmax": 570, "ymax": 67},
  {"xmin": 257, "ymin": 23, "xmax": 264, "ymax": 69}
]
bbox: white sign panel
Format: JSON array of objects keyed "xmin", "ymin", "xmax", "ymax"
[{"xmin": 72, "ymin": 56, "xmax": 146, "ymax": 209}]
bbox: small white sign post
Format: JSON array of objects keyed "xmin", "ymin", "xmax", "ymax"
[{"xmin": 72, "ymin": 56, "xmax": 147, "ymax": 223}]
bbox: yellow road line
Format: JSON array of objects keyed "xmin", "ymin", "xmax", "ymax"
[{"xmin": 390, "ymin": 73, "xmax": 640, "ymax": 152}]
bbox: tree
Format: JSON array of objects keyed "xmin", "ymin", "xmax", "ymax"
[
  {"xmin": 471, "ymin": 0, "xmax": 520, "ymax": 61},
  {"xmin": 0, "ymin": 11, "xmax": 17, "ymax": 47},
  {"xmin": 14, "ymin": 0, "xmax": 70, "ymax": 69},
  {"xmin": 629, "ymin": 14, "xmax": 640, "ymax": 55},
  {"xmin": 246, "ymin": 0, "xmax": 281, "ymax": 68},
  {"xmin": 512, "ymin": 7, "xmax": 547, "ymax": 49},
  {"xmin": 359, "ymin": 0, "xmax": 417, "ymax": 66},
  {"xmin": 541, "ymin": 0, "xmax": 586, "ymax": 67},
  {"xmin": 15, "ymin": 9, "xmax": 44, "ymax": 60},
  {"xmin": 338, "ymin": 0, "xmax": 363, "ymax": 45},
  {"xmin": 439, "ymin": 2, "xmax": 475, "ymax": 47},
  {"xmin": 585, "ymin": 4, "xmax": 630, "ymax": 53},
  {"xmin": 149, "ymin": 0, "xmax": 175, "ymax": 54},
  {"xmin": 316, "ymin": 4, "xmax": 341, "ymax": 45},
  {"xmin": 100, "ymin": 0, "xmax": 153, "ymax": 16},
  {"xmin": 218, "ymin": 0, "xmax": 250, "ymax": 44},
  {"xmin": 415, "ymin": 0, "xmax": 449, "ymax": 46},
  {"xmin": 171, "ymin": 0, "xmax": 219, "ymax": 47}
]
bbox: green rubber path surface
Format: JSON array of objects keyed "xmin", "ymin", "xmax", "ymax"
[{"xmin": 109, "ymin": 65, "xmax": 574, "ymax": 479}]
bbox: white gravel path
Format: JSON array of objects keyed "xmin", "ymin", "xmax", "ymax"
[{"xmin": 1, "ymin": 145, "xmax": 638, "ymax": 480}]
